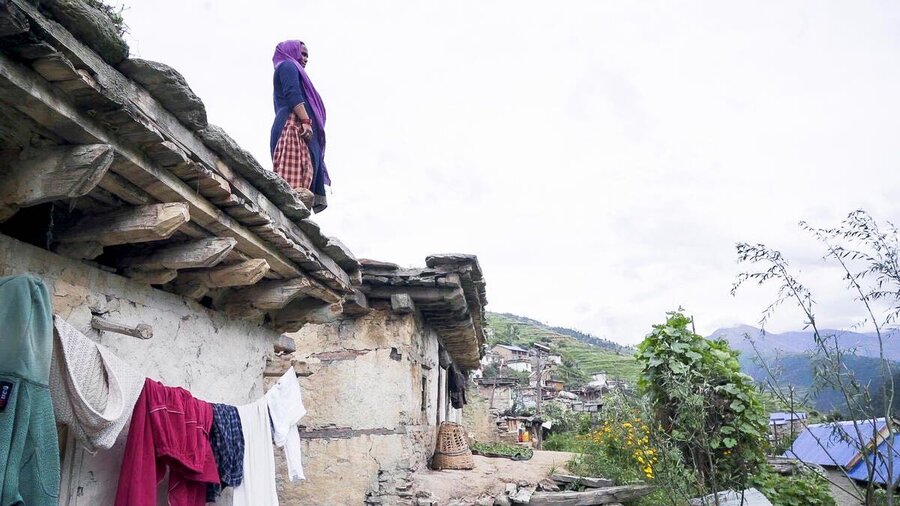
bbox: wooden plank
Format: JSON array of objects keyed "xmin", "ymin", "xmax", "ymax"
[
  {"xmin": 363, "ymin": 285, "xmax": 463, "ymax": 305},
  {"xmin": 0, "ymin": 50, "xmax": 313, "ymax": 282},
  {"xmin": 0, "ymin": 143, "xmax": 113, "ymax": 222},
  {"xmin": 219, "ymin": 274, "xmax": 338, "ymax": 317},
  {"xmin": 164, "ymin": 277, "xmax": 209, "ymax": 300},
  {"xmin": 122, "ymin": 268, "xmax": 177, "ymax": 285},
  {"xmin": 528, "ymin": 486, "xmax": 654, "ymax": 506},
  {"xmin": 8, "ymin": 0, "xmax": 351, "ymax": 290},
  {"xmin": 270, "ymin": 298, "xmax": 341, "ymax": 333},
  {"xmin": 117, "ymin": 237, "xmax": 235, "ymax": 270},
  {"xmin": 56, "ymin": 202, "xmax": 188, "ymax": 246},
  {"xmin": 32, "ymin": 54, "xmax": 79, "ymax": 81},
  {"xmin": 550, "ymin": 474, "xmax": 614, "ymax": 489},
  {"xmin": 0, "ymin": 1, "xmax": 29, "ymax": 37},
  {"xmin": 143, "ymin": 140, "xmax": 188, "ymax": 167},
  {"xmin": 177, "ymin": 258, "xmax": 269, "ymax": 288},
  {"xmin": 54, "ymin": 240, "xmax": 103, "ymax": 260}
]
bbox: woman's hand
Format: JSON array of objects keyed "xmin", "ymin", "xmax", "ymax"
[{"xmin": 300, "ymin": 123, "xmax": 313, "ymax": 140}]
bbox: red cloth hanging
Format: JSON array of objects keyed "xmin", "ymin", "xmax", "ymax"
[{"xmin": 115, "ymin": 378, "xmax": 219, "ymax": 506}]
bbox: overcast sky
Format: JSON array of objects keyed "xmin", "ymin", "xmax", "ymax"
[{"xmin": 118, "ymin": 1, "xmax": 900, "ymax": 344}]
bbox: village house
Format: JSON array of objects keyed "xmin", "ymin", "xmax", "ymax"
[
  {"xmin": 278, "ymin": 256, "xmax": 487, "ymax": 505},
  {"xmin": 0, "ymin": 2, "xmax": 486, "ymax": 505},
  {"xmin": 768, "ymin": 411, "xmax": 808, "ymax": 443},
  {"xmin": 492, "ymin": 343, "xmax": 530, "ymax": 362}
]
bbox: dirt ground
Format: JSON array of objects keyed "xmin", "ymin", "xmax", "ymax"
[{"xmin": 413, "ymin": 450, "xmax": 577, "ymax": 504}]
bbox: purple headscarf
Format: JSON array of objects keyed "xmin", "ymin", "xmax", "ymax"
[{"xmin": 273, "ymin": 40, "xmax": 330, "ymax": 186}]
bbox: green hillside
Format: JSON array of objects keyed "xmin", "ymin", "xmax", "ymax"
[{"xmin": 486, "ymin": 312, "xmax": 640, "ymax": 387}]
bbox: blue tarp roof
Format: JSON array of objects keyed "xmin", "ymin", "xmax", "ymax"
[
  {"xmin": 770, "ymin": 412, "xmax": 807, "ymax": 422},
  {"xmin": 847, "ymin": 434, "xmax": 900, "ymax": 485},
  {"xmin": 783, "ymin": 418, "xmax": 887, "ymax": 468}
]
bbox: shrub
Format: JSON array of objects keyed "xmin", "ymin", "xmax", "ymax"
[
  {"xmin": 751, "ymin": 467, "xmax": 836, "ymax": 506},
  {"xmin": 566, "ymin": 394, "xmax": 696, "ymax": 505},
  {"xmin": 637, "ymin": 311, "xmax": 769, "ymax": 492},
  {"xmin": 543, "ymin": 432, "xmax": 580, "ymax": 452}
]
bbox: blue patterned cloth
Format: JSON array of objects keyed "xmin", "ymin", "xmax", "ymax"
[{"xmin": 206, "ymin": 403, "xmax": 244, "ymax": 502}]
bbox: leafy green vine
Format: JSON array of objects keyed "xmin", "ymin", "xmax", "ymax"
[{"xmin": 637, "ymin": 311, "xmax": 768, "ymax": 491}]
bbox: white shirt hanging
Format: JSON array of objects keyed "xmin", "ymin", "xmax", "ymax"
[
  {"xmin": 233, "ymin": 398, "xmax": 279, "ymax": 505},
  {"xmin": 265, "ymin": 366, "xmax": 307, "ymax": 481}
]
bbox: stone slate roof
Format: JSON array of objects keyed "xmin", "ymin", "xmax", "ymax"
[{"xmin": 360, "ymin": 254, "xmax": 487, "ymax": 370}]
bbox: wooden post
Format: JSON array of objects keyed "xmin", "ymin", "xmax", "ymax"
[
  {"xmin": 91, "ymin": 316, "xmax": 152, "ymax": 339},
  {"xmin": 0, "ymin": 144, "xmax": 114, "ymax": 222}
]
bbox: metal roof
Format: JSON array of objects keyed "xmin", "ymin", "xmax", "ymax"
[
  {"xmin": 782, "ymin": 418, "xmax": 887, "ymax": 468},
  {"xmin": 847, "ymin": 433, "xmax": 900, "ymax": 485},
  {"xmin": 770, "ymin": 412, "xmax": 807, "ymax": 421},
  {"xmin": 496, "ymin": 344, "xmax": 529, "ymax": 353}
]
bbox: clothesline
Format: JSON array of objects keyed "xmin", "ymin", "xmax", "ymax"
[
  {"xmin": 54, "ymin": 310, "xmax": 307, "ymax": 506},
  {"xmin": 55, "ymin": 311, "xmax": 306, "ymax": 505}
]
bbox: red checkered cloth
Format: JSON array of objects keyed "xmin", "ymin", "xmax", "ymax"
[{"xmin": 273, "ymin": 113, "xmax": 314, "ymax": 190}]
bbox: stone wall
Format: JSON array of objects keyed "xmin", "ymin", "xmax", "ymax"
[
  {"xmin": 0, "ymin": 233, "xmax": 276, "ymax": 505},
  {"xmin": 462, "ymin": 385, "xmax": 497, "ymax": 443},
  {"xmin": 280, "ymin": 306, "xmax": 443, "ymax": 505}
]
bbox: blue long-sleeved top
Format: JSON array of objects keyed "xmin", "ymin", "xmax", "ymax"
[{"xmin": 270, "ymin": 63, "xmax": 326, "ymax": 202}]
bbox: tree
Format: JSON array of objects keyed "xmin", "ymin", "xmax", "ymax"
[{"xmin": 733, "ymin": 210, "xmax": 900, "ymax": 505}]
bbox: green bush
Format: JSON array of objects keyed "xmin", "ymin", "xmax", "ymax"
[
  {"xmin": 542, "ymin": 401, "xmax": 592, "ymax": 435},
  {"xmin": 543, "ymin": 432, "xmax": 580, "ymax": 452},
  {"xmin": 637, "ymin": 311, "xmax": 769, "ymax": 491},
  {"xmin": 750, "ymin": 468, "xmax": 836, "ymax": 506}
]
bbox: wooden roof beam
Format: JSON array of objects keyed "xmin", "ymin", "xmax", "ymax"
[
  {"xmin": 176, "ymin": 258, "xmax": 269, "ymax": 288},
  {"xmin": 116, "ymin": 237, "xmax": 236, "ymax": 270},
  {"xmin": 0, "ymin": 143, "xmax": 113, "ymax": 222},
  {"xmin": 218, "ymin": 274, "xmax": 339, "ymax": 318},
  {"xmin": 56, "ymin": 202, "xmax": 188, "ymax": 246},
  {"xmin": 270, "ymin": 298, "xmax": 341, "ymax": 334}
]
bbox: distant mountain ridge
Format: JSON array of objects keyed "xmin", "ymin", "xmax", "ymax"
[
  {"xmin": 708, "ymin": 325, "xmax": 900, "ymax": 362},
  {"xmin": 710, "ymin": 325, "xmax": 900, "ymax": 414}
]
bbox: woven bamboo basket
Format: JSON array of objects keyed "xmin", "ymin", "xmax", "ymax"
[{"xmin": 432, "ymin": 421, "xmax": 474, "ymax": 470}]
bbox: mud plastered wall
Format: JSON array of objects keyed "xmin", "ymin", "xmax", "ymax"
[{"xmin": 280, "ymin": 308, "xmax": 441, "ymax": 505}]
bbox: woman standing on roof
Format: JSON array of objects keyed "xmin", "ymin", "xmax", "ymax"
[{"xmin": 271, "ymin": 40, "xmax": 330, "ymax": 213}]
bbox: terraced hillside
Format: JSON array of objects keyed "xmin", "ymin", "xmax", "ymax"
[{"xmin": 486, "ymin": 312, "xmax": 640, "ymax": 387}]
